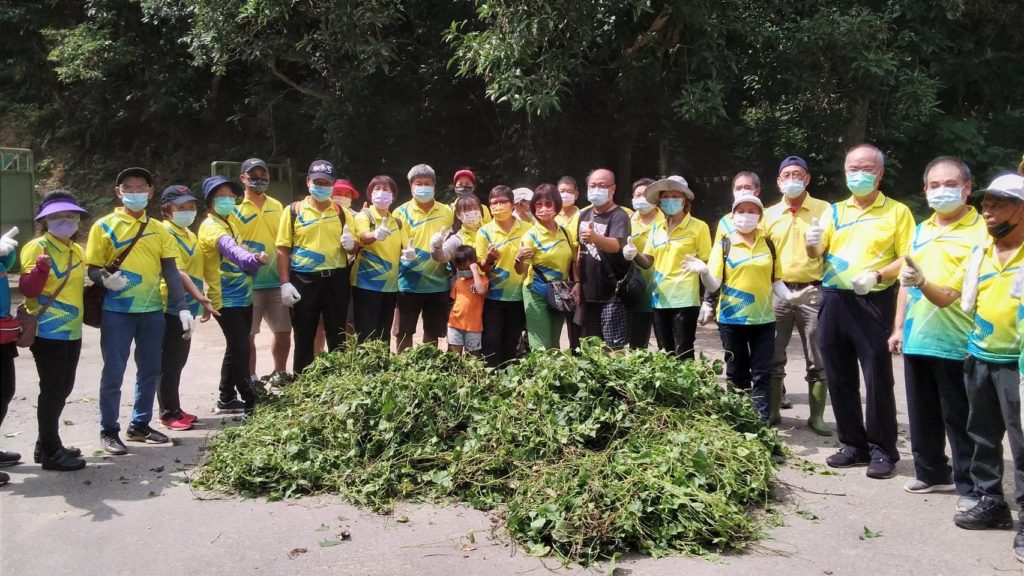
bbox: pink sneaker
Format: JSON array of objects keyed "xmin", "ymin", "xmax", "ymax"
[
  {"xmin": 179, "ymin": 410, "xmax": 198, "ymax": 424},
  {"xmin": 160, "ymin": 415, "xmax": 193, "ymax": 431}
]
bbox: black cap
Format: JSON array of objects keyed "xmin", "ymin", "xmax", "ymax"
[
  {"xmin": 240, "ymin": 158, "xmax": 268, "ymax": 174},
  {"xmin": 160, "ymin": 185, "xmax": 198, "ymax": 206},
  {"xmin": 116, "ymin": 167, "xmax": 154, "ymax": 186},
  {"xmin": 202, "ymin": 176, "xmax": 243, "ymax": 201},
  {"xmin": 307, "ymin": 160, "xmax": 335, "ymax": 182}
]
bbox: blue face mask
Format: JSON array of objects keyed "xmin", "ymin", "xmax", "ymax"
[
  {"xmin": 587, "ymin": 187, "xmax": 610, "ymax": 206},
  {"xmin": 309, "ymin": 184, "xmax": 333, "ymax": 201},
  {"xmin": 846, "ymin": 171, "xmax": 877, "ymax": 197},
  {"xmin": 413, "ymin": 186, "xmax": 435, "ymax": 202},
  {"xmin": 122, "ymin": 192, "xmax": 150, "ymax": 211},
  {"xmin": 213, "ymin": 197, "xmax": 237, "ymax": 217},
  {"xmin": 171, "ymin": 210, "xmax": 197, "ymax": 227},
  {"xmin": 926, "ymin": 186, "xmax": 964, "ymax": 215},
  {"xmin": 660, "ymin": 198, "xmax": 684, "ymax": 216}
]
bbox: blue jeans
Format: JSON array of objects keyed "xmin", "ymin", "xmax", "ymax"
[{"xmin": 99, "ymin": 310, "xmax": 165, "ymax": 432}]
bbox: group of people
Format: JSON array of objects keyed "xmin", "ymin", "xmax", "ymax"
[{"xmin": 0, "ymin": 145, "xmax": 1022, "ymax": 561}]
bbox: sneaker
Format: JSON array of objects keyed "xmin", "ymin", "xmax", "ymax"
[
  {"xmin": 953, "ymin": 497, "xmax": 1012, "ymax": 530},
  {"xmin": 0, "ymin": 471, "xmax": 8, "ymax": 486},
  {"xmin": 34, "ymin": 443, "xmax": 81, "ymax": 464},
  {"xmin": 160, "ymin": 414, "xmax": 193, "ymax": 431},
  {"xmin": 268, "ymin": 370, "xmax": 293, "ymax": 389},
  {"xmin": 179, "ymin": 410, "xmax": 198, "ymax": 424},
  {"xmin": 957, "ymin": 496, "xmax": 980, "ymax": 512},
  {"xmin": 866, "ymin": 458, "xmax": 896, "ymax": 479},
  {"xmin": 40, "ymin": 447, "xmax": 86, "ymax": 471},
  {"xmin": 214, "ymin": 398, "xmax": 246, "ymax": 414},
  {"xmin": 0, "ymin": 450, "xmax": 22, "ymax": 467},
  {"xmin": 904, "ymin": 478, "xmax": 955, "ymax": 494},
  {"xmin": 825, "ymin": 448, "xmax": 870, "ymax": 468},
  {"xmin": 100, "ymin": 430, "xmax": 128, "ymax": 455},
  {"xmin": 1014, "ymin": 525, "xmax": 1024, "ymax": 563},
  {"xmin": 126, "ymin": 423, "xmax": 169, "ymax": 444}
]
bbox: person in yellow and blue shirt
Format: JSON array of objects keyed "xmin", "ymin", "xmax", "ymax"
[
  {"xmin": 626, "ymin": 177, "xmax": 662, "ymax": 349},
  {"xmin": 86, "ymin": 167, "xmax": 194, "ymax": 455},
  {"xmin": 475, "ymin": 185, "xmax": 530, "ymax": 364},
  {"xmin": 686, "ymin": 195, "xmax": 813, "ymax": 422},
  {"xmin": 352, "ymin": 175, "xmax": 406, "ymax": 344},
  {"xmin": 909, "ymin": 173, "xmax": 1024, "ymax": 560},
  {"xmin": 276, "ymin": 160, "xmax": 355, "ymax": 373},
  {"xmin": 805, "ymin": 144, "xmax": 915, "ymax": 479},
  {"xmin": 17, "ymin": 191, "xmax": 89, "ymax": 472},
  {"xmin": 0, "ymin": 223, "xmax": 19, "ymax": 480},
  {"xmin": 556, "ymin": 175, "xmax": 583, "ymax": 349},
  {"xmin": 199, "ymin": 175, "xmax": 267, "ymax": 417},
  {"xmin": 629, "ymin": 177, "xmax": 711, "ymax": 360},
  {"xmin": 393, "ymin": 163, "xmax": 455, "ymax": 352},
  {"xmin": 157, "ymin": 185, "xmax": 219, "ymax": 432},
  {"xmin": 887, "ymin": 157, "xmax": 987, "ymax": 504},
  {"xmin": 231, "ymin": 158, "xmax": 292, "ymax": 389}
]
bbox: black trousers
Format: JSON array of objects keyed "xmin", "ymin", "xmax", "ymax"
[
  {"xmin": 352, "ymin": 287, "xmax": 397, "ymax": 344},
  {"xmin": 29, "ymin": 337, "xmax": 81, "ymax": 454},
  {"xmin": 904, "ymin": 354, "xmax": 974, "ymax": 493},
  {"xmin": 719, "ymin": 322, "xmax": 776, "ymax": 420},
  {"xmin": 964, "ymin": 356, "xmax": 1024, "ymax": 505},
  {"xmin": 627, "ymin": 309, "xmax": 653, "ymax": 350},
  {"xmin": 652, "ymin": 307, "xmax": 699, "ymax": 360},
  {"xmin": 481, "ymin": 298, "xmax": 526, "ymax": 367},
  {"xmin": 291, "ymin": 269, "xmax": 350, "ymax": 374},
  {"xmin": 215, "ymin": 306, "xmax": 255, "ymax": 404},
  {"xmin": 158, "ymin": 312, "xmax": 192, "ymax": 418},
  {"xmin": 818, "ymin": 288, "xmax": 899, "ymax": 461},
  {"xmin": 1, "ymin": 342, "xmax": 17, "ymax": 429}
]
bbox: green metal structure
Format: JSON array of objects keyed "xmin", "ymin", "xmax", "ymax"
[
  {"xmin": 0, "ymin": 148, "xmax": 36, "ymax": 260},
  {"xmin": 210, "ymin": 159, "xmax": 297, "ymax": 206}
]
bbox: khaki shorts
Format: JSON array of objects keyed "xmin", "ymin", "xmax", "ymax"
[{"xmin": 251, "ymin": 288, "xmax": 292, "ymax": 335}]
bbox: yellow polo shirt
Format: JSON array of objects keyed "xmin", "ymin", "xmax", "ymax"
[
  {"xmin": 820, "ymin": 193, "xmax": 915, "ymax": 291},
  {"xmin": 708, "ymin": 233, "xmax": 783, "ymax": 325},
  {"xmin": 521, "ymin": 222, "xmax": 576, "ymax": 296},
  {"xmin": 231, "ymin": 195, "xmax": 284, "ymax": 289},
  {"xmin": 20, "ymin": 234, "xmax": 85, "ymax": 340},
  {"xmin": 351, "ymin": 207, "xmax": 404, "ymax": 292},
  {"xmin": 628, "ymin": 210, "xmax": 665, "ymax": 312},
  {"xmin": 161, "ymin": 220, "xmax": 206, "ymax": 316},
  {"xmin": 198, "ymin": 215, "xmax": 250, "ymax": 309},
  {"xmin": 763, "ymin": 195, "xmax": 830, "ymax": 283},
  {"xmin": 475, "ymin": 218, "xmax": 530, "ymax": 302},
  {"xmin": 902, "ymin": 208, "xmax": 987, "ymax": 360},
  {"xmin": 85, "ymin": 208, "xmax": 178, "ymax": 314},
  {"xmin": 393, "ymin": 199, "xmax": 455, "ymax": 293},
  {"xmin": 556, "ymin": 210, "xmax": 580, "ymax": 246},
  {"xmin": 947, "ymin": 241, "xmax": 1024, "ymax": 364},
  {"xmin": 276, "ymin": 198, "xmax": 348, "ymax": 273},
  {"xmin": 641, "ymin": 214, "xmax": 712, "ymax": 309}
]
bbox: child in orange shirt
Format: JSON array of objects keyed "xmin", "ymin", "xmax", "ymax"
[{"xmin": 448, "ymin": 245, "xmax": 488, "ymax": 355}]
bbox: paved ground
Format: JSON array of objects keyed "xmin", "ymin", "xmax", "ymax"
[{"xmin": 1, "ymin": 312, "xmax": 1020, "ymax": 575}]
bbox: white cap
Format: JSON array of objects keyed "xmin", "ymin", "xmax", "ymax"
[
  {"xmin": 732, "ymin": 195, "xmax": 764, "ymax": 212},
  {"xmin": 977, "ymin": 173, "xmax": 1024, "ymax": 202},
  {"xmin": 513, "ymin": 187, "xmax": 534, "ymax": 203}
]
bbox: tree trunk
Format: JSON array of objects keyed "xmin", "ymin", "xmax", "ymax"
[{"xmin": 843, "ymin": 93, "xmax": 869, "ymax": 150}]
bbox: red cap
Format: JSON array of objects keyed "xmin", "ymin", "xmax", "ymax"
[
  {"xmin": 452, "ymin": 169, "xmax": 476, "ymax": 185},
  {"xmin": 332, "ymin": 179, "xmax": 359, "ymax": 198}
]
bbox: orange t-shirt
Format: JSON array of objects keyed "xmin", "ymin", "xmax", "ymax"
[{"xmin": 449, "ymin": 275, "xmax": 488, "ymax": 332}]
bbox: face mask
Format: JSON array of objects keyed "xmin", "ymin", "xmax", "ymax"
[
  {"xmin": 371, "ymin": 190, "xmax": 393, "ymax": 208},
  {"xmin": 309, "ymin": 184, "xmax": 332, "ymax": 201},
  {"xmin": 337, "ymin": 196, "xmax": 353, "ymax": 209},
  {"xmin": 846, "ymin": 171, "xmax": 877, "ymax": 197},
  {"xmin": 455, "ymin": 186, "xmax": 473, "ymax": 196},
  {"xmin": 560, "ymin": 192, "xmax": 576, "ymax": 208},
  {"xmin": 535, "ymin": 206, "xmax": 556, "ymax": 220},
  {"xmin": 925, "ymin": 186, "xmax": 963, "ymax": 215},
  {"xmin": 213, "ymin": 197, "xmax": 237, "ymax": 217},
  {"xmin": 587, "ymin": 187, "xmax": 609, "ymax": 206},
  {"xmin": 121, "ymin": 192, "xmax": 150, "ymax": 211},
  {"xmin": 988, "ymin": 204, "xmax": 1022, "ymax": 239},
  {"xmin": 733, "ymin": 212, "xmax": 760, "ymax": 233},
  {"xmin": 779, "ymin": 179, "xmax": 806, "ymax": 198},
  {"xmin": 491, "ymin": 203, "xmax": 512, "ymax": 221},
  {"xmin": 461, "ymin": 210, "xmax": 483, "ymax": 227},
  {"xmin": 412, "ymin": 186, "xmax": 435, "ymax": 202},
  {"xmin": 660, "ymin": 198, "xmax": 684, "ymax": 216},
  {"xmin": 632, "ymin": 197, "xmax": 655, "ymax": 214},
  {"xmin": 247, "ymin": 178, "xmax": 269, "ymax": 193},
  {"xmin": 171, "ymin": 210, "xmax": 197, "ymax": 227},
  {"xmin": 48, "ymin": 219, "xmax": 79, "ymax": 240},
  {"xmin": 457, "ymin": 269, "xmax": 473, "ymax": 279}
]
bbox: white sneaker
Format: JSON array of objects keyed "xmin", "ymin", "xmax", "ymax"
[{"xmin": 903, "ymin": 478, "xmax": 955, "ymax": 494}]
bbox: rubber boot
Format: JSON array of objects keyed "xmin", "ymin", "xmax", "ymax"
[
  {"xmin": 807, "ymin": 380, "xmax": 832, "ymax": 436},
  {"xmin": 768, "ymin": 378, "xmax": 783, "ymax": 426}
]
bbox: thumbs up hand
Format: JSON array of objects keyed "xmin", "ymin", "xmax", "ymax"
[
  {"xmin": 341, "ymin": 224, "xmax": 356, "ymax": 251},
  {"xmin": 900, "ymin": 255, "xmax": 925, "ymax": 288},
  {"xmin": 430, "ymin": 227, "xmax": 449, "ymax": 251},
  {"xmin": 805, "ymin": 217, "xmax": 824, "ymax": 247},
  {"xmin": 0, "ymin": 226, "xmax": 19, "ymax": 257},
  {"xmin": 401, "ymin": 240, "xmax": 417, "ymax": 263},
  {"xmin": 373, "ymin": 215, "xmax": 391, "ymax": 242},
  {"xmin": 622, "ymin": 236, "xmax": 638, "ymax": 261}
]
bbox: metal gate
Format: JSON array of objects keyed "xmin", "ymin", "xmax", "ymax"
[
  {"xmin": 0, "ymin": 148, "xmax": 36, "ymax": 249},
  {"xmin": 210, "ymin": 159, "xmax": 296, "ymax": 206}
]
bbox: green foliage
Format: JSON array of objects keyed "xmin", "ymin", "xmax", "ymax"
[{"xmin": 196, "ymin": 339, "xmax": 781, "ymax": 564}]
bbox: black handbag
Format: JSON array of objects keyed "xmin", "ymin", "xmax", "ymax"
[{"xmin": 615, "ymin": 264, "xmax": 646, "ymax": 308}]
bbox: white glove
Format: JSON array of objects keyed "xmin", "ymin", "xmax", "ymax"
[
  {"xmin": 341, "ymin": 225, "xmax": 356, "ymax": 251},
  {"xmin": 805, "ymin": 217, "xmax": 824, "ymax": 247},
  {"xmin": 442, "ymin": 235, "xmax": 462, "ymax": 261},
  {"xmin": 851, "ymin": 271, "xmax": 878, "ymax": 295},
  {"xmin": 280, "ymin": 282, "xmax": 301, "ymax": 307},
  {"xmin": 0, "ymin": 226, "xmax": 19, "ymax": 257},
  {"xmin": 784, "ymin": 285, "xmax": 816, "ymax": 306},
  {"xmin": 622, "ymin": 237, "xmax": 638, "ymax": 261},
  {"xmin": 400, "ymin": 241, "xmax": 417, "ymax": 263},
  {"xmin": 430, "ymin": 227, "xmax": 449, "ymax": 251},
  {"xmin": 683, "ymin": 255, "xmax": 709, "ymax": 275},
  {"xmin": 900, "ymin": 255, "xmax": 924, "ymax": 288},
  {"xmin": 102, "ymin": 270, "xmax": 129, "ymax": 291},
  {"xmin": 373, "ymin": 225, "xmax": 391, "ymax": 242},
  {"xmin": 178, "ymin": 309, "xmax": 196, "ymax": 340},
  {"xmin": 697, "ymin": 301, "xmax": 715, "ymax": 326}
]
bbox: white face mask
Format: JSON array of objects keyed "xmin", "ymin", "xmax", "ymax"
[
  {"xmin": 779, "ymin": 179, "xmax": 806, "ymax": 198},
  {"xmin": 461, "ymin": 210, "xmax": 483, "ymax": 227},
  {"xmin": 926, "ymin": 186, "xmax": 964, "ymax": 215},
  {"xmin": 560, "ymin": 192, "xmax": 576, "ymax": 208},
  {"xmin": 733, "ymin": 212, "xmax": 760, "ymax": 234},
  {"xmin": 631, "ymin": 197, "xmax": 655, "ymax": 214}
]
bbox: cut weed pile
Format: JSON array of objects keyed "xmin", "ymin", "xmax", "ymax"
[{"xmin": 195, "ymin": 338, "xmax": 782, "ymax": 564}]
